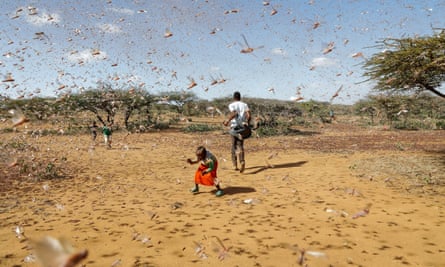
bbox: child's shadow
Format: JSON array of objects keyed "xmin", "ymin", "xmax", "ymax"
[{"xmin": 213, "ymin": 186, "xmax": 256, "ymax": 195}]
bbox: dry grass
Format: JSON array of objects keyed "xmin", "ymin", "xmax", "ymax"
[{"xmin": 351, "ymin": 153, "xmax": 445, "ymax": 196}]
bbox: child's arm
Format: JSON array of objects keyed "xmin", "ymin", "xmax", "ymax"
[
  {"xmin": 202, "ymin": 159, "xmax": 214, "ymax": 174},
  {"xmin": 187, "ymin": 158, "xmax": 198, "ymax": 164}
]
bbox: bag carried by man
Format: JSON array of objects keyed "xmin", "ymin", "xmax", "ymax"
[{"xmin": 233, "ymin": 123, "xmax": 252, "ymax": 139}]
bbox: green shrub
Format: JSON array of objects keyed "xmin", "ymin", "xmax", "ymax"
[
  {"xmin": 436, "ymin": 120, "xmax": 445, "ymax": 130},
  {"xmin": 255, "ymin": 126, "xmax": 280, "ymax": 136},
  {"xmin": 393, "ymin": 120, "xmax": 421, "ymax": 130},
  {"xmin": 255, "ymin": 121, "xmax": 300, "ymax": 137},
  {"xmin": 1, "ymin": 138, "xmax": 70, "ymax": 183},
  {"xmin": 40, "ymin": 129, "xmax": 63, "ymax": 136},
  {"xmin": 153, "ymin": 122, "xmax": 170, "ymax": 130},
  {"xmin": 0, "ymin": 128, "xmax": 14, "ymax": 133},
  {"xmin": 393, "ymin": 119, "xmax": 444, "ymax": 130},
  {"xmin": 182, "ymin": 124, "xmax": 221, "ymax": 133},
  {"xmin": 4, "ymin": 139, "xmax": 34, "ymax": 151}
]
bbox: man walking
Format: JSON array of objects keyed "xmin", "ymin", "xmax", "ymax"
[{"xmin": 223, "ymin": 91, "xmax": 251, "ymax": 173}]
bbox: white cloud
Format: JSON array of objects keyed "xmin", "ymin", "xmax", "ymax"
[
  {"xmin": 26, "ymin": 11, "xmax": 61, "ymax": 26},
  {"xmin": 289, "ymin": 96, "xmax": 306, "ymax": 101},
  {"xmin": 67, "ymin": 49, "xmax": 107, "ymax": 64},
  {"xmin": 97, "ymin": 23, "xmax": 122, "ymax": 33},
  {"xmin": 108, "ymin": 7, "xmax": 135, "ymax": 15},
  {"xmin": 311, "ymin": 57, "xmax": 337, "ymax": 67},
  {"xmin": 271, "ymin": 48, "xmax": 287, "ymax": 56}
]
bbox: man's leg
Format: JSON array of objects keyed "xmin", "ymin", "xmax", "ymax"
[
  {"xmin": 229, "ymin": 127, "xmax": 243, "ymax": 140},
  {"xmin": 231, "ymin": 135, "xmax": 238, "ymax": 170},
  {"xmin": 238, "ymin": 139, "xmax": 245, "ymax": 173}
]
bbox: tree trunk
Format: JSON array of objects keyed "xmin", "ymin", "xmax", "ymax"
[
  {"xmin": 124, "ymin": 107, "xmax": 133, "ymax": 129},
  {"xmin": 96, "ymin": 114, "xmax": 105, "ymax": 125}
]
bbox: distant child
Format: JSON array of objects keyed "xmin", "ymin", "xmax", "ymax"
[
  {"xmin": 187, "ymin": 146, "xmax": 224, "ymax": 197},
  {"xmin": 102, "ymin": 123, "xmax": 112, "ymax": 148},
  {"xmin": 329, "ymin": 109, "xmax": 336, "ymax": 121},
  {"xmin": 90, "ymin": 121, "xmax": 98, "ymax": 142}
]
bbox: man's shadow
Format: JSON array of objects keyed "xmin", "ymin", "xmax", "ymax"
[
  {"xmin": 212, "ymin": 161, "xmax": 307, "ymax": 195},
  {"xmin": 244, "ymin": 160, "xmax": 308, "ymax": 175}
]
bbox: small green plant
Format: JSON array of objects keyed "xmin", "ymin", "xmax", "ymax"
[
  {"xmin": 423, "ymin": 176, "xmax": 432, "ymax": 184},
  {"xmin": 19, "ymin": 161, "xmax": 29, "ymax": 175},
  {"xmin": 5, "ymin": 139, "xmax": 34, "ymax": 151},
  {"xmin": 32, "ymin": 160, "xmax": 65, "ymax": 180},
  {"xmin": 182, "ymin": 124, "xmax": 220, "ymax": 132},
  {"xmin": 255, "ymin": 126, "xmax": 279, "ymax": 136},
  {"xmin": 395, "ymin": 142, "xmax": 405, "ymax": 151},
  {"xmin": 436, "ymin": 120, "xmax": 445, "ymax": 129},
  {"xmin": 0, "ymin": 128, "xmax": 14, "ymax": 133},
  {"xmin": 255, "ymin": 120, "xmax": 299, "ymax": 137},
  {"xmin": 153, "ymin": 122, "xmax": 170, "ymax": 130},
  {"xmin": 1, "ymin": 137, "xmax": 70, "ymax": 183},
  {"xmin": 46, "ymin": 162, "xmax": 55, "ymax": 174}
]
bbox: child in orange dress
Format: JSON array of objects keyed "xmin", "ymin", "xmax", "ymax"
[{"xmin": 187, "ymin": 146, "xmax": 224, "ymax": 197}]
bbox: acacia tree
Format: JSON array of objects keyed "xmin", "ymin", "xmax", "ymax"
[
  {"xmin": 65, "ymin": 89, "xmax": 114, "ymax": 125},
  {"xmin": 354, "ymin": 94, "xmax": 445, "ymax": 128},
  {"xmin": 65, "ymin": 83, "xmax": 153, "ymax": 129},
  {"xmin": 363, "ymin": 30, "xmax": 445, "ymax": 98},
  {"xmin": 121, "ymin": 88, "xmax": 154, "ymax": 129}
]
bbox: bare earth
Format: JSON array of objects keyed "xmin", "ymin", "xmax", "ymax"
[{"xmin": 1, "ymin": 120, "xmax": 444, "ymax": 267}]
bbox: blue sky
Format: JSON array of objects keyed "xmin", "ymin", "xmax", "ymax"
[{"xmin": 0, "ymin": 0, "xmax": 443, "ymax": 104}]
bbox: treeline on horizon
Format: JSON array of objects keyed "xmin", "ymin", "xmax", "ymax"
[{"xmin": 1, "ymin": 89, "xmax": 444, "ymax": 135}]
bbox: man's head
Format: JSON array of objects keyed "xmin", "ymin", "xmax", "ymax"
[{"xmin": 233, "ymin": 91, "xmax": 241, "ymax": 101}]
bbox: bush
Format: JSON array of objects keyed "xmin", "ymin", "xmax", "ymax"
[
  {"xmin": 392, "ymin": 120, "xmax": 422, "ymax": 130},
  {"xmin": 255, "ymin": 121, "xmax": 300, "ymax": 137},
  {"xmin": 393, "ymin": 118, "xmax": 445, "ymax": 130},
  {"xmin": 182, "ymin": 124, "xmax": 221, "ymax": 133},
  {"xmin": 3, "ymin": 138, "xmax": 36, "ymax": 151},
  {"xmin": 153, "ymin": 122, "xmax": 170, "ymax": 130},
  {"xmin": 1, "ymin": 137, "xmax": 70, "ymax": 185},
  {"xmin": 0, "ymin": 128, "xmax": 14, "ymax": 133},
  {"xmin": 436, "ymin": 120, "xmax": 445, "ymax": 130}
]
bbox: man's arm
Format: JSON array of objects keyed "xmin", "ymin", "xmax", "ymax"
[
  {"xmin": 223, "ymin": 111, "xmax": 237, "ymax": 126},
  {"xmin": 245, "ymin": 110, "xmax": 251, "ymax": 125}
]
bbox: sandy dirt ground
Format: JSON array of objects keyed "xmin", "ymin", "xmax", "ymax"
[{"xmin": 1, "ymin": 121, "xmax": 444, "ymax": 267}]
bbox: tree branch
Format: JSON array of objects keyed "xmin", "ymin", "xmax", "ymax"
[{"xmin": 424, "ymin": 84, "xmax": 445, "ymax": 98}]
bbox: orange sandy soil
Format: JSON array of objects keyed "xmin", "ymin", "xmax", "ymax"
[{"xmin": 1, "ymin": 119, "xmax": 444, "ymax": 267}]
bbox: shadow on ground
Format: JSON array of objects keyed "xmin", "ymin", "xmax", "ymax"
[
  {"xmin": 245, "ymin": 161, "xmax": 308, "ymax": 175},
  {"xmin": 214, "ymin": 186, "xmax": 256, "ymax": 195}
]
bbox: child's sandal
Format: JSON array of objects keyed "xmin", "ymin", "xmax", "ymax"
[
  {"xmin": 190, "ymin": 187, "xmax": 199, "ymax": 194},
  {"xmin": 215, "ymin": 190, "xmax": 224, "ymax": 197}
]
